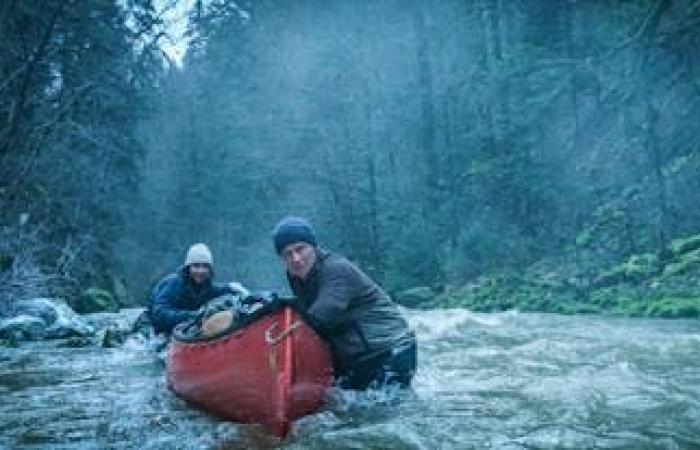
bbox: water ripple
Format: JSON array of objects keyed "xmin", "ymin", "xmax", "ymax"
[{"xmin": 0, "ymin": 312, "xmax": 698, "ymax": 449}]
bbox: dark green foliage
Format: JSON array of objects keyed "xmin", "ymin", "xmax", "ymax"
[
  {"xmin": 4, "ymin": 1, "xmax": 700, "ymax": 318},
  {"xmin": 123, "ymin": 0, "xmax": 700, "ymax": 318},
  {"xmin": 0, "ymin": 1, "xmax": 163, "ymax": 310},
  {"xmin": 669, "ymin": 234, "xmax": 700, "ymax": 257},
  {"xmin": 644, "ymin": 297, "xmax": 700, "ymax": 318},
  {"xmin": 76, "ymin": 288, "xmax": 120, "ymax": 314},
  {"xmin": 395, "ymin": 286, "xmax": 436, "ymax": 308},
  {"xmin": 662, "ymin": 249, "xmax": 700, "ymax": 277}
]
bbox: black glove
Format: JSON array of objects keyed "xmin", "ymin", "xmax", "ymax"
[
  {"xmin": 242, "ymin": 291, "xmax": 279, "ymax": 305},
  {"xmin": 271, "ymin": 296, "xmax": 298, "ymax": 309}
]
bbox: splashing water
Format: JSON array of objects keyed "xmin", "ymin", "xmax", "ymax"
[{"xmin": 1, "ymin": 311, "xmax": 698, "ymax": 449}]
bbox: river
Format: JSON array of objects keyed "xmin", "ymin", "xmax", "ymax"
[{"xmin": 1, "ymin": 310, "xmax": 698, "ymax": 449}]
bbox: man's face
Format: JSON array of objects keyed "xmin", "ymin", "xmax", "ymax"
[
  {"xmin": 281, "ymin": 242, "xmax": 317, "ymax": 279},
  {"xmin": 188, "ymin": 263, "xmax": 211, "ymax": 285}
]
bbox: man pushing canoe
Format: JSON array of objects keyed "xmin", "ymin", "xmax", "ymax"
[{"xmin": 270, "ymin": 216, "xmax": 417, "ymax": 390}]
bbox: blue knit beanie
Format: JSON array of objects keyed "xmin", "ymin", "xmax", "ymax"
[{"xmin": 272, "ymin": 216, "xmax": 317, "ymax": 254}]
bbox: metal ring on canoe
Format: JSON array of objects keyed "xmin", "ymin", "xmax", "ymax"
[{"xmin": 264, "ymin": 320, "xmax": 302, "ymax": 345}]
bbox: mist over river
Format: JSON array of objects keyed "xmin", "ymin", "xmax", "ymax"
[{"xmin": 1, "ymin": 310, "xmax": 698, "ymax": 449}]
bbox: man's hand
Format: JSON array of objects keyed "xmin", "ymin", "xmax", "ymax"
[
  {"xmin": 241, "ymin": 291, "xmax": 278, "ymax": 305},
  {"xmin": 229, "ymin": 281, "xmax": 250, "ymax": 298},
  {"xmin": 271, "ymin": 295, "xmax": 298, "ymax": 309}
]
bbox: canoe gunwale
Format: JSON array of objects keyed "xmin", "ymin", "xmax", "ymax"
[{"xmin": 171, "ymin": 300, "xmax": 291, "ymax": 344}]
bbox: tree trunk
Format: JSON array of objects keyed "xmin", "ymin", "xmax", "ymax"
[{"xmin": 411, "ymin": 1, "xmax": 442, "ymax": 282}]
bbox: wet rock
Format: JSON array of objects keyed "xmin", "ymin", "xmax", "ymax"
[
  {"xmin": 15, "ymin": 298, "xmax": 59, "ymax": 324},
  {"xmin": 131, "ymin": 309, "xmax": 152, "ymax": 335},
  {"xmin": 0, "ymin": 314, "xmax": 46, "ymax": 341},
  {"xmin": 84, "ymin": 308, "xmax": 147, "ymax": 347},
  {"xmin": 43, "ymin": 299, "xmax": 95, "ymax": 338},
  {"xmin": 84, "ymin": 308, "xmax": 143, "ymax": 329},
  {"xmin": 56, "ymin": 335, "xmax": 94, "ymax": 348},
  {"xmin": 5, "ymin": 299, "xmax": 149, "ymax": 346},
  {"xmin": 94, "ymin": 325, "xmax": 127, "ymax": 348},
  {"xmin": 85, "ymin": 308, "xmax": 146, "ymax": 332},
  {"xmin": 9, "ymin": 298, "xmax": 94, "ymax": 339}
]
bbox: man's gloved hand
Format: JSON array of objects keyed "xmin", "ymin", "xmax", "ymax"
[
  {"xmin": 271, "ymin": 295, "xmax": 298, "ymax": 309},
  {"xmin": 241, "ymin": 291, "xmax": 278, "ymax": 306},
  {"xmin": 238, "ymin": 292, "xmax": 299, "ymax": 312},
  {"xmin": 228, "ymin": 281, "xmax": 250, "ymax": 298}
]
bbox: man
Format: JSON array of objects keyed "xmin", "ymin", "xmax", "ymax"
[
  {"xmin": 272, "ymin": 216, "xmax": 417, "ymax": 390},
  {"xmin": 149, "ymin": 243, "xmax": 248, "ymax": 334}
]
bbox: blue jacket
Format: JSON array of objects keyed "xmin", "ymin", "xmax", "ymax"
[{"xmin": 149, "ymin": 266, "xmax": 233, "ymax": 333}]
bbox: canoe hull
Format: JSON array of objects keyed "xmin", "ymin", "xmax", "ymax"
[{"xmin": 167, "ymin": 307, "xmax": 333, "ymax": 437}]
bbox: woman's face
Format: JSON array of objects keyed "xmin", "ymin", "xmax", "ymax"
[
  {"xmin": 281, "ymin": 242, "xmax": 317, "ymax": 279},
  {"xmin": 188, "ymin": 263, "xmax": 211, "ymax": 284}
]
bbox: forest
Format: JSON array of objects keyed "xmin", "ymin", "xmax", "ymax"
[{"xmin": 2, "ymin": 0, "xmax": 700, "ymax": 318}]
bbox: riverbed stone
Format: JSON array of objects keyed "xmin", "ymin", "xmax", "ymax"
[
  {"xmin": 85, "ymin": 308, "xmax": 146, "ymax": 332},
  {"xmin": 84, "ymin": 308, "xmax": 147, "ymax": 347},
  {"xmin": 0, "ymin": 314, "xmax": 46, "ymax": 341},
  {"xmin": 43, "ymin": 299, "xmax": 95, "ymax": 338},
  {"xmin": 14, "ymin": 298, "xmax": 59, "ymax": 324}
]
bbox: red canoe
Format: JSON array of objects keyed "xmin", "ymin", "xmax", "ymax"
[{"xmin": 167, "ymin": 306, "xmax": 334, "ymax": 437}]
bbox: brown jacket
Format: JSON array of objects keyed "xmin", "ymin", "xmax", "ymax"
[{"xmin": 288, "ymin": 249, "xmax": 413, "ymax": 371}]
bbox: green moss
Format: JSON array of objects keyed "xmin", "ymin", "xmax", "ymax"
[
  {"xmin": 595, "ymin": 253, "xmax": 659, "ymax": 288},
  {"xmin": 575, "ymin": 228, "xmax": 593, "ymax": 247},
  {"xmin": 669, "ymin": 234, "xmax": 700, "ymax": 256},
  {"xmin": 589, "ymin": 288, "xmax": 619, "ymax": 308},
  {"xmin": 622, "ymin": 253, "xmax": 659, "ymax": 278},
  {"xmin": 609, "ymin": 295, "xmax": 648, "ymax": 317},
  {"xmin": 662, "ymin": 154, "xmax": 691, "ymax": 176},
  {"xmin": 429, "ymin": 270, "xmax": 577, "ymax": 313},
  {"xmin": 662, "ymin": 249, "xmax": 700, "ymax": 277},
  {"xmin": 78, "ymin": 288, "xmax": 119, "ymax": 313},
  {"xmin": 555, "ymin": 302, "xmax": 601, "ymax": 315},
  {"xmin": 644, "ymin": 297, "xmax": 700, "ymax": 318}
]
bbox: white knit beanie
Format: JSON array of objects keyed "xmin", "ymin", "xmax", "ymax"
[{"xmin": 184, "ymin": 243, "xmax": 213, "ymax": 266}]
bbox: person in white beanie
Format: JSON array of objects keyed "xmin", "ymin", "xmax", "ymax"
[{"xmin": 149, "ymin": 243, "xmax": 249, "ymax": 334}]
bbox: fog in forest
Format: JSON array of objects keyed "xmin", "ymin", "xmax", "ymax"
[{"xmin": 2, "ymin": 0, "xmax": 700, "ymax": 316}]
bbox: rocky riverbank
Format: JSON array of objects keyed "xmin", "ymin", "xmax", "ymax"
[{"xmin": 0, "ymin": 297, "xmax": 150, "ymax": 348}]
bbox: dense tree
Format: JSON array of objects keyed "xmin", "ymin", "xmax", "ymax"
[
  {"xmin": 0, "ymin": 0, "xmax": 164, "ymax": 312},
  {"xmin": 3, "ymin": 0, "xmax": 700, "ymax": 315},
  {"xmin": 126, "ymin": 0, "xmax": 700, "ymax": 301}
]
